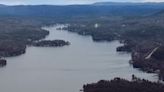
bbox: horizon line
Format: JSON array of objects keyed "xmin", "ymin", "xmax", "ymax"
[{"xmin": 1, "ymin": 1, "xmax": 164, "ymax": 6}]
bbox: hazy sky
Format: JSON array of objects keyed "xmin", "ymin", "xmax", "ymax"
[{"xmin": 0, "ymin": 0, "xmax": 164, "ymax": 5}]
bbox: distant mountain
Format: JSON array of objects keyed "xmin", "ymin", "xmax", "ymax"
[
  {"xmin": 94, "ymin": 2, "xmax": 137, "ymax": 5},
  {"xmin": 93, "ymin": 2, "xmax": 164, "ymax": 6},
  {"xmin": 0, "ymin": 4, "xmax": 7, "ymax": 7},
  {"xmin": 0, "ymin": 3, "xmax": 164, "ymax": 18},
  {"xmin": 153, "ymin": 10, "xmax": 164, "ymax": 16}
]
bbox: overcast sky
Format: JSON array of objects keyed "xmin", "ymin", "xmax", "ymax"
[{"xmin": 0, "ymin": 0, "xmax": 164, "ymax": 5}]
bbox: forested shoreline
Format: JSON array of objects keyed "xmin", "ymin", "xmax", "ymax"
[
  {"xmin": 64, "ymin": 11, "xmax": 164, "ymax": 80},
  {"xmin": 83, "ymin": 76, "xmax": 164, "ymax": 92},
  {"xmin": 0, "ymin": 3, "xmax": 164, "ymax": 91}
]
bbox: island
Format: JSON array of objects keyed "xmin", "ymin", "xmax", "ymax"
[
  {"xmin": 0, "ymin": 3, "xmax": 164, "ymax": 92},
  {"xmin": 0, "ymin": 4, "xmax": 164, "ymax": 80},
  {"xmin": 0, "ymin": 58, "xmax": 7, "ymax": 67},
  {"xmin": 32, "ymin": 40, "xmax": 70, "ymax": 47}
]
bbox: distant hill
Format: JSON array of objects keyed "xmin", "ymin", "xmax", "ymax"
[
  {"xmin": 153, "ymin": 10, "xmax": 164, "ymax": 16},
  {"xmin": 93, "ymin": 2, "xmax": 140, "ymax": 5},
  {"xmin": 0, "ymin": 3, "xmax": 164, "ymax": 18},
  {"xmin": 0, "ymin": 4, "xmax": 7, "ymax": 7},
  {"xmin": 93, "ymin": 2, "xmax": 164, "ymax": 6}
]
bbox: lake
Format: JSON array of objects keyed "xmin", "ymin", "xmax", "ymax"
[{"xmin": 0, "ymin": 24, "xmax": 157, "ymax": 92}]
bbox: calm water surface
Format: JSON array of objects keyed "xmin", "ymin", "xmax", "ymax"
[{"xmin": 0, "ymin": 24, "xmax": 157, "ymax": 92}]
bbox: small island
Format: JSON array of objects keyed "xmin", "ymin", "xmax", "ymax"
[
  {"xmin": 32, "ymin": 40, "xmax": 70, "ymax": 47},
  {"xmin": 0, "ymin": 58, "xmax": 7, "ymax": 67}
]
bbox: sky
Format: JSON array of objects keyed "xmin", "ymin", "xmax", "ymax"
[{"xmin": 0, "ymin": 0, "xmax": 164, "ymax": 5}]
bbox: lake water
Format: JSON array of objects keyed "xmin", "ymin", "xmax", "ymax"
[{"xmin": 0, "ymin": 24, "xmax": 157, "ymax": 92}]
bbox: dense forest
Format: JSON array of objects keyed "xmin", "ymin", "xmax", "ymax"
[
  {"xmin": 64, "ymin": 9, "xmax": 164, "ymax": 81},
  {"xmin": 0, "ymin": 17, "xmax": 50, "ymax": 57},
  {"xmin": 0, "ymin": 2, "xmax": 164, "ymax": 91},
  {"xmin": 32, "ymin": 40, "xmax": 70, "ymax": 47},
  {"xmin": 66, "ymin": 17, "xmax": 164, "ymax": 80},
  {"xmin": 83, "ymin": 76, "xmax": 164, "ymax": 92}
]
